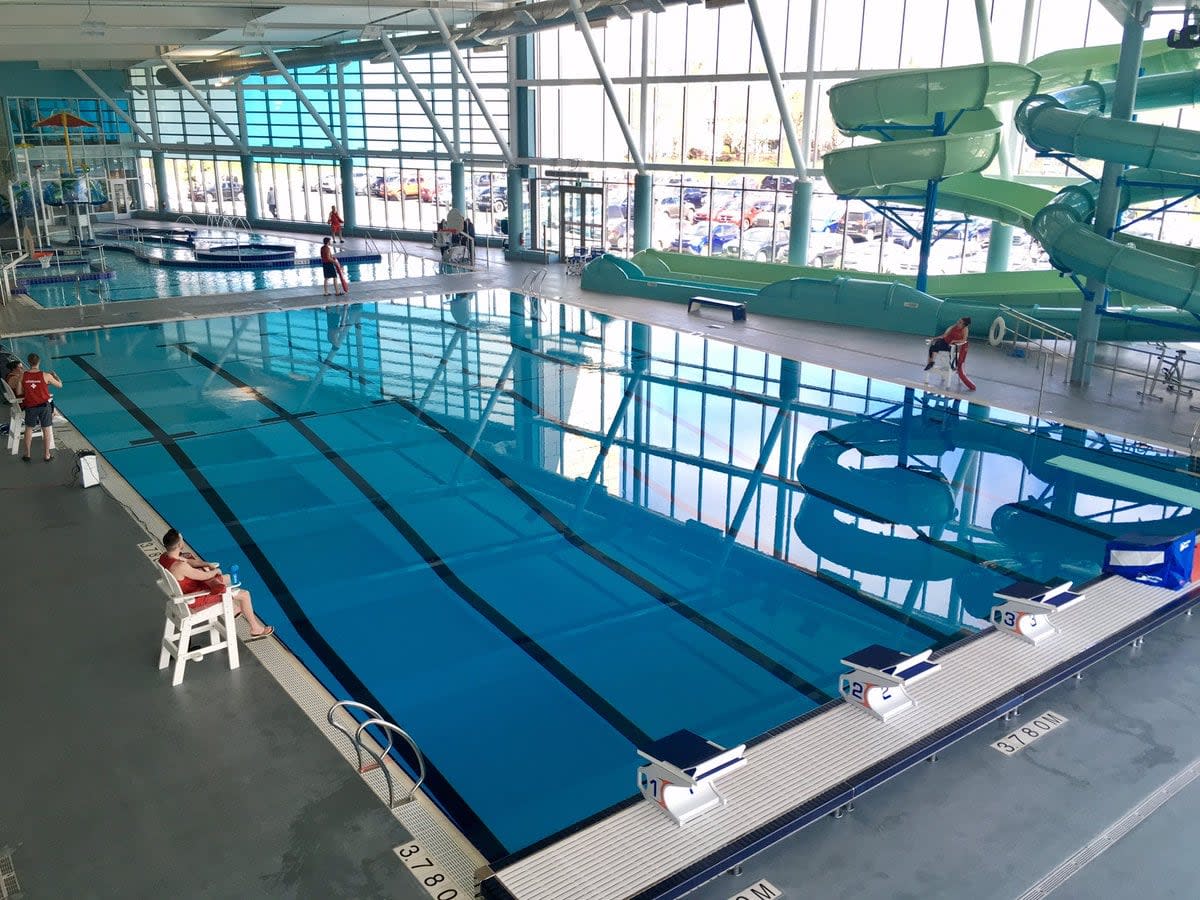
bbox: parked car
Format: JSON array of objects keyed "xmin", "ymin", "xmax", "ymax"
[
  {"xmin": 186, "ymin": 179, "xmax": 210, "ymax": 202},
  {"xmin": 833, "ymin": 207, "xmax": 882, "ymax": 241},
  {"xmin": 759, "ymin": 174, "xmax": 796, "ymax": 192},
  {"xmin": 668, "ymin": 223, "xmax": 740, "ymax": 255},
  {"xmin": 722, "ymin": 227, "xmax": 789, "ymax": 262},
  {"xmin": 318, "ymin": 173, "xmax": 339, "ymax": 193},
  {"xmin": 420, "ymin": 177, "xmax": 452, "ymax": 204},
  {"xmin": 475, "ymin": 185, "xmax": 508, "ymax": 212},
  {"xmin": 373, "ymin": 173, "xmax": 408, "ymax": 200},
  {"xmin": 657, "ymin": 195, "xmax": 696, "ymax": 222},
  {"xmin": 352, "ymin": 172, "xmax": 369, "ymax": 195},
  {"xmin": 749, "ymin": 200, "xmax": 792, "ymax": 229},
  {"xmin": 208, "ymin": 177, "xmax": 242, "ymax": 201}
]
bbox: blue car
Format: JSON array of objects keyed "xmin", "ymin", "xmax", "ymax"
[{"xmin": 669, "ymin": 223, "xmax": 740, "ymax": 255}]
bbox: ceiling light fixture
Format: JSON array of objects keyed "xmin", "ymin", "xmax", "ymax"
[
  {"xmin": 243, "ymin": 21, "xmax": 266, "ymax": 40},
  {"xmin": 81, "ymin": 20, "xmax": 107, "ymax": 37},
  {"xmin": 361, "ymin": 24, "xmax": 383, "ymax": 40}
]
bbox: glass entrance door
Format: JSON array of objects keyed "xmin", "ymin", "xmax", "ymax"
[{"xmin": 558, "ymin": 185, "xmax": 604, "ymax": 259}]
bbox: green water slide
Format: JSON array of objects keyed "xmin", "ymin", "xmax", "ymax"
[
  {"xmin": 582, "ymin": 39, "xmax": 1200, "ymax": 339},
  {"xmin": 1019, "ymin": 67, "xmax": 1200, "ymax": 316}
]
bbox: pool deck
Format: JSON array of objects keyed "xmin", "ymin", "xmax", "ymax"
[{"xmin": 4, "ymin": 228, "xmax": 1200, "ymax": 898}]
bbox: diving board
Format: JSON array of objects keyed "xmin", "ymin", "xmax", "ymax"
[{"xmin": 1044, "ymin": 455, "xmax": 1200, "ymax": 509}]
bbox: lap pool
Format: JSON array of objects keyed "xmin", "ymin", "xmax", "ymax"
[{"xmin": 29, "ymin": 291, "xmax": 1198, "ymax": 859}]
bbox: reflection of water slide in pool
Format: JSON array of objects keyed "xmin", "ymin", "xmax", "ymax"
[
  {"xmin": 582, "ymin": 41, "xmax": 1200, "ymax": 340},
  {"xmin": 793, "ymin": 410, "xmax": 1200, "ymax": 615}
]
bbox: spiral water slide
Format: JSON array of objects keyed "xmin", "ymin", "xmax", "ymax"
[{"xmin": 820, "ymin": 40, "xmax": 1200, "ymax": 337}]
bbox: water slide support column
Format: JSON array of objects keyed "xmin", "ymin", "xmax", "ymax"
[
  {"xmin": 1070, "ymin": 9, "xmax": 1144, "ymax": 386},
  {"xmin": 915, "ymin": 113, "xmax": 946, "ymax": 295},
  {"xmin": 634, "ymin": 174, "xmax": 652, "ymax": 252},
  {"xmin": 746, "ymin": 0, "xmax": 810, "ymax": 266}
]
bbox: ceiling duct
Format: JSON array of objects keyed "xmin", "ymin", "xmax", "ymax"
[{"xmin": 156, "ymin": 0, "xmax": 687, "ymax": 85}]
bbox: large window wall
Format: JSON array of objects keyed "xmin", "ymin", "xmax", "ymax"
[{"xmin": 113, "ymin": 1, "xmax": 1200, "ymax": 257}]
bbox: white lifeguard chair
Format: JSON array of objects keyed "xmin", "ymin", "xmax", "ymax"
[
  {"xmin": 839, "ymin": 644, "xmax": 941, "ymax": 722},
  {"xmin": 636, "ymin": 729, "xmax": 747, "ymax": 826},
  {"xmin": 990, "ymin": 580, "xmax": 1084, "ymax": 646}
]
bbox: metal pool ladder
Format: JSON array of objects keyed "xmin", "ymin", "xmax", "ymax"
[{"xmin": 327, "ymin": 700, "xmax": 427, "ymax": 808}]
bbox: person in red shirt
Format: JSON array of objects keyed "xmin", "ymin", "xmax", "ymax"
[
  {"xmin": 328, "ymin": 205, "xmax": 344, "ymax": 243},
  {"xmin": 158, "ymin": 528, "xmax": 273, "ymax": 641},
  {"xmin": 20, "ymin": 353, "xmax": 62, "ymax": 462},
  {"xmin": 923, "ymin": 317, "xmax": 975, "ymax": 391}
]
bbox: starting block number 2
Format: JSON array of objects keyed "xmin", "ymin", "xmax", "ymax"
[
  {"xmin": 394, "ymin": 843, "xmax": 462, "ymax": 900},
  {"xmin": 727, "ymin": 878, "xmax": 784, "ymax": 900}
]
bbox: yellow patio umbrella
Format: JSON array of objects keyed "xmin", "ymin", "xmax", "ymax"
[{"xmin": 32, "ymin": 111, "xmax": 96, "ymax": 172}]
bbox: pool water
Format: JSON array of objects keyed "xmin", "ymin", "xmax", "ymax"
[
  {"xmin": 31, "ymin": 292, "xmax": 1199, "ymax": 858},
  {"xmin": 20, "ymin": 243, "xmax": 440, "ymax": 306}
]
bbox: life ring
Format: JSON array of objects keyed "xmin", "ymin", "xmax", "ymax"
[{"xmin": 988, "ymin": 315, "xmax": 1006, "ymax": 347}]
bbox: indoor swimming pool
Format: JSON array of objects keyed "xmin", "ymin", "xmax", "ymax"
[
  {"xmin": 19, "ymin": 243, "xmax": 441, "ymax": 306},
  {"xmin": 25, "ymin": 291, "xmax": 1200, "ymax": 860}
]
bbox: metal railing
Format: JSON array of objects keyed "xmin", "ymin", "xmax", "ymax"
[
  {"xmin": 0, "ymin": 251, "xmax": 27, "ymax": 305},
  {"xmin": 327, "ymin": 700, "xmax": 428, "ymax": 809},
  {"xmin": 1094, "ymin": 341, "xmax": 1200, "ymax": 413},
  {"xmin": 520, "ymin": 267, "xmax": 548, "ymax": 296},
  {"xmin": 991, "ymin": 305, "xmax": 1074, "ymax": 382}
]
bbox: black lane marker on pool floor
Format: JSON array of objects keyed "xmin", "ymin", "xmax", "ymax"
[
  {"xmin": 171, "ymin": 344, "xmax": 657, "ymax": 749},
  {"xmin": 68, "ymin": 354, "xmax": 508, "ymax": 861},
  {"xmin": 505, "ymin": 388, "xmax": 956, "ymax": 646},
  {"xmin": 389, "ymin": 396, "xmax": 835, "ymax": 706}
]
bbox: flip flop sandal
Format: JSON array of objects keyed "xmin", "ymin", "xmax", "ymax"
[{"xmin": 245, "ymin": 626, "xmax": 274, "ymax": 642}]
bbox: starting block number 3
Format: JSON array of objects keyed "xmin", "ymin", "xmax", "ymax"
[
  {"xmin": 394, "ymin": 843, "xmax": 462, "ymax": 900},
  {"xmin": 991, "ymin": 710, "xmax": 1069, "ymax": 756}
]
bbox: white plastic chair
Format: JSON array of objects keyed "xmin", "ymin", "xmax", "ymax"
[{"xmin": 156, "ymin": 568, "xmax": 240, "ymax": 686}]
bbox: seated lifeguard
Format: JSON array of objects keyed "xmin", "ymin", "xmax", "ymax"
[{"xmin": 158, "ymin": 528, "xmax": 273, "ymax": 641}]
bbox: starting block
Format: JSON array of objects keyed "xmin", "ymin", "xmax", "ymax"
[
  {"xmin": 990, "ymin": 580, "xmax": 1084, "ymax": 645},
  {"xmin": 839, "ymin": 644, "xmax": 941, "ymax": 722},
  {"xmin": 636, "ymin": 729, "xmax": 747, "ymax": 826}
]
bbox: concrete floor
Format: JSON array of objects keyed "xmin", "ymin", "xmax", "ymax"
[{"xmin": 3, "ymin": 224, "xmax": 1199, "ymax": 899}]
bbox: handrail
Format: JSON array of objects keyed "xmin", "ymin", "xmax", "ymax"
[
  {"xmin": 0, "ymin": 251, "xmax": 28, "ymax": 305},
  {"xmin": 1095, "ymin": 340, "xmax": 1199, "ymax": 413},
  {"xmin": 521, "ymin": 267, "xmax": 548, "ymax": 296},
  {"xmin": 993, "ymin": 304, "xmax": 1074, "ymax": 383},
  {"xmin": 326, "ymin": 700, "xmax": 394, "ymax": 773},
  {"xmin": 327, "ymin": 701, "xmax": 428, "ymax": 809},
  {"xmin": 354, "ymin": 718, "xmax": 428, "ymax": 808}
]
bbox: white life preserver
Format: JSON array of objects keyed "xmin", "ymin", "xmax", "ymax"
[{"xmin": 988, "ymin": 315, "xmax": 1006, "ymax": 347}]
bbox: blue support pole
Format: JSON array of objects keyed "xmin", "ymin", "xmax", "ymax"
[{"xmin": 915, "ymin": 113, "xmax": 946, "ymax": 295}]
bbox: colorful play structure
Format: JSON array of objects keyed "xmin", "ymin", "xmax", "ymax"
[{"xmin": 582, "ymin": 39, "xmax": 1200, "ymax": 349}]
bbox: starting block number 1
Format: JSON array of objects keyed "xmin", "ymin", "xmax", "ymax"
[
  {"xmin": 727, "ymin": 878, "xmax": 784, "ymax": 900},
  {"xmin": 991, "ymin": 710, "xmax": 1069, "ymax": 756},
  {"xmin": 394, "ymin": 843, "xmax": 462, "ymax": 900}
]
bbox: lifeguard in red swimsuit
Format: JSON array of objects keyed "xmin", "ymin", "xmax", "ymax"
[{"xmin": 328, "ymin": 206, "xmax": 344, "ymax": 243}]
